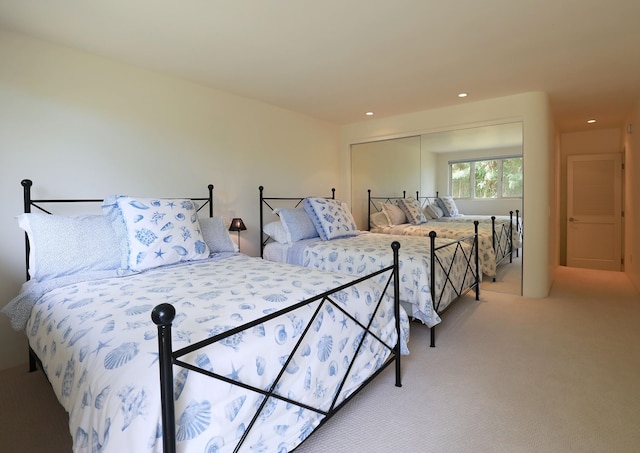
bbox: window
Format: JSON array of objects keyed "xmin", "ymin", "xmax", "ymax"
[{"xmin": 449, "ymin": 156, "xmax": 522, "ymax": 199}]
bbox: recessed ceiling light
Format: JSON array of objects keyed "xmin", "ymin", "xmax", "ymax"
[
  {"xmin": 365, "ymin": 111, "xmax": 374, "ymax": 116},
  {"xmin": 587, "ymin": 119, "xmax": 596, "ymax": 124},
  {"xmin": 458, "ymin": 93, "xmax": 468, "ymax": 98}
]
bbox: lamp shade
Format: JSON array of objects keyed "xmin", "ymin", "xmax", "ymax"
[{"xmin": 229, "ymin": 218, "xmax": 247, "ymax": 232}]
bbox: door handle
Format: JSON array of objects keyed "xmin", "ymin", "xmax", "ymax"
[{"xmin": 569, "ymin": 217, "xmax": 575, "ymax": 222}]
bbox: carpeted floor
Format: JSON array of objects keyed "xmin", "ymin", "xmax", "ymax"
[
  {"xmin": 1, "ymin": 264, "xmax": 639, "ymax": 452},
  {"xmin": 480, "ymin": 251, "xmax": 522, "ymax": 295}
]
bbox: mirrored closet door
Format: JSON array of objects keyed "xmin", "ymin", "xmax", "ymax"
[{"xmin": 350, "ymin": 122, "xmax": 523, "ymax": 295}]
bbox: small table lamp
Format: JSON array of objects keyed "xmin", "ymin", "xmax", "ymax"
[{"xmin": 228, "ymin": 218, "xmax": 247, "ymax": 251}]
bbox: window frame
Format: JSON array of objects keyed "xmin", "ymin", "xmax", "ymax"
[{"xmin": 448, "ymin": 155, "xmax": 523, "ymax": 200}]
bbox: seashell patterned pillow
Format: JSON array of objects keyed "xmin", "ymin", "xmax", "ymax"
[
  {"xmin": 103, "ymin": 195, "xmax": 210, "ymax": 272},
  {"xmin": 397, "ymin": 197, "xmax": 428, "ymax": 225},
  {"xmin": 436, "ymin": 195, "xmax": 460, "ymax": 217},
  {"xmin": 302, "ymin": 197, "xmax": 359, "ymax": 241}
]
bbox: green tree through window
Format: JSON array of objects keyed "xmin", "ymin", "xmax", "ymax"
[{"xmin": 449, "ymin": 156, "xmax": 522, "ymax": 199}]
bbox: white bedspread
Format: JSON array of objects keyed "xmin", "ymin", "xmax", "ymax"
[
  {"xmin": 300, "ymin": 233, "xmax": 477, "ymax": 327},
  {"xmin": 432, "ymin": 214, "xmax": 523, "ymax": 247},
  {"xmin": 370, "ymin": 223, "xmax": 501, "ymax": 277},
  {"xmin": 23, "ymin": 255, "xmax": 409, "ymax": 453}
]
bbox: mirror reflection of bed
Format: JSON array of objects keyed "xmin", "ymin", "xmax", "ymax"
[{"xmin": 351, "ymin": 122, "xmax": 523, "ymax": 296}]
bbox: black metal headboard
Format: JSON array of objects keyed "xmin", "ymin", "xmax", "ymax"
[
  {"xmin": 20, "ymin": 179, "xmax": 214, "ymax": 372},
  {"xmin": 258, "ymin": 185, "xmax": 335, "ymax": 258},
  {"xmin": 416, "ymin": 191, "xmax": 440, "ymax": 209},
  {"xmin": 21, "ymin": 179, "xmax": 214, "ymax": 281},
  {"xmin": 367, "ymin": 189, "xmax": 413, "ymax": 231}
]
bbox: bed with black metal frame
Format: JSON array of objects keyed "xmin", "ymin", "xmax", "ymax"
[
  {"xmin": 20, "ymin": 179, "xmax": 215, "ymax": 373},
  {"xmin": 259, "ymin": 185, "xmax": 480, "ymax": 349},
  {"xmin": 368, "ymin": 190, "xmax": 518, "ymax": 280},
  {"xmin": 416, "ymin": 191, "xmax": 522, "ymax": 258},
  {"xmin": 8, "ymin": 179, "xmax": 406, "ymax": 453}
]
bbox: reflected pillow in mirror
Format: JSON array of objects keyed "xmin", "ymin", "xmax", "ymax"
[
  {"xmin": 397, "ymin": 197, "xmax": 428, "ymax": 225},
  {"xmin": 436, "ymin": 196, "xmax": 460, "ymax": 217},
  {"xmin": 424, "ymin": 204, "xmax": 444, "ymax": 219},
  {"xmin": 370, "ymin": 211, "xmax": 390, "ymax": 229},
  {"xmin": 381, "ymin": 203, "xmax": 407, "ymax": 225}
]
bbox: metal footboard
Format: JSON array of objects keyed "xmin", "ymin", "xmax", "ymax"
[
  {"xmin": 152, "ymin": 242, "xmax": 402, "ymax": 453},
  {"xmin": 428, "ymin": 220, "xmax": 480, "ymax": 347}
]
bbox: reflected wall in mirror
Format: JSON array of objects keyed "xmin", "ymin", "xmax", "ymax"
[
  {"xmin": 351, "ymin": 135, "xmax": 421, "ymax": 230},
  {"xmin": 422, "ymin": 122, "xmax": 523, "ymax": 215},
  {"xmin": 350, "ymin": 122, "xmax": 523, "ymax": 295}
]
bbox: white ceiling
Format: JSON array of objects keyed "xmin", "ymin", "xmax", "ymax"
[
  {"xmin": 1, "ymin": 0, "xmax": 639, "ymax": 132},
  {"xmin": 422, "ymin": 122, "xmax": 523, "ymax": 153}
]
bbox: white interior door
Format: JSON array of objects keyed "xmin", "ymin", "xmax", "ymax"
[{"xmin": 566, "ymin": 153, "xmax": 622, "ymax": 271}]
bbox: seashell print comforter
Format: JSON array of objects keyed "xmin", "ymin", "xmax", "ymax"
[
  {"xmin": 301, "ymin": 233, "xmax": 479, "ymax": 327},
  {"xmin": 430, "ymin": 214, "xmax": 523, "ymax": 248},
  {"xmin": 369, "ymin": 222, "xmax": 510, "ymax": 277},
  {"xmin": 24, "ymin": 254, "xmax": 409, "ymax": 452}
]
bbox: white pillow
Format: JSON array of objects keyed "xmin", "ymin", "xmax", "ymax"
[
  {"xmin": 103, "ymin": 195, "xmax": 210, "ymax": 272},
  {"xmin": 302, "ymin": 198, "xmax": 358, "ymax": 240},
  {"xmin": 397, "ymin": 197, "xmax": 428, "ymax": 225},
  {"xmin": 274, "ymin": 208, "xmax": 319, "ymax": 242},
  {"xmin": 199, "ymin": 216, "xmax": 237, "ymax": 253},
  {"xmin": 381, "ymin": 203, "xmax": 407, "ymax": 226},
  {"xmin": 370, "ymin": 211, "xmax": 390, "ymax": 229},
  {"xmin": 423, "ymin": 204, "xmax": 444, "ymax": 219},
  {"xmin": 17, "ymin": 213, "xmax": 121, "ymax": 282},
  {"xmin": 263, "ymin": 220, "xmax": 290, "ymax": 244}
]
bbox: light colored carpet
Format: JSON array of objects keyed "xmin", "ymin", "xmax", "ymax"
[
  {"xmin": 1, "ymin": 265, "xmax": 639, "ymax": 452},
  {"xmin": 480, "ymin": 252, "xmax": 522, "ymax": 295}
]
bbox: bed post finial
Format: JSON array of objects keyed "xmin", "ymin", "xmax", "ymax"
[
  {"xmin": 152, "ymin": 303, "xmax": 176, "ymax": 326},
  {"xmin": 390, "ymin": 240, "xmax": 402, "ymax": 387},
  {"xmin": 151, "ymin": 303, "xmax": 177, "ymax": 453},
  {"xmin": 331, "ymin": 188, "xmax": 335, "ymax": 199},
  {"xmin": 428, "ymin": 230, "xmax": 437, "ymax": 347},
  {"xmin": 22, "ymin": 180, "xmax": 33, "ymax": 214},
  {"xmin": 207, "ymin": 184, "xmax": 214, "ymax": 217}
]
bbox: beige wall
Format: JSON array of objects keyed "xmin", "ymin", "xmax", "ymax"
[
  {"xmin": 351, "ymin": 136, "xmax": 421, "ymax": 229},
  {"xmin": 0, "ymin": 30, "xmax": 342, "ymax": 370},
  {"xmin": 340, "ymin": 92, "xmax": 556, "ymax": 299}
]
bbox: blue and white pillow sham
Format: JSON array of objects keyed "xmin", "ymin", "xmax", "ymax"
[
  {"xmin": 436, "ymin": 195, "xmax": 460, "ymax": 217},
  {"xmin": 103, "ymin": 195, "xmax": 210, "ymax": 272},
  {"xmin": 199, "ymin": 216, "xmax": 237, "ymax": 253},
  {"xmin": 302, "ymin": 198, "xmax": 358, "ymax": 240},
  {"xmin": 397, "ymin": 197, "xmax": 428, "ymax": 224},
  {"xmin": 17, "ymin": 213, "xmax": 121, "ymax": 282},
  {"xmin": 263, "ymin": 220, "xmax": 291, "ymax": 244},
  {"xmin": 275, "ymin": 208, "xmax": 319, "ymax": 242}
]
